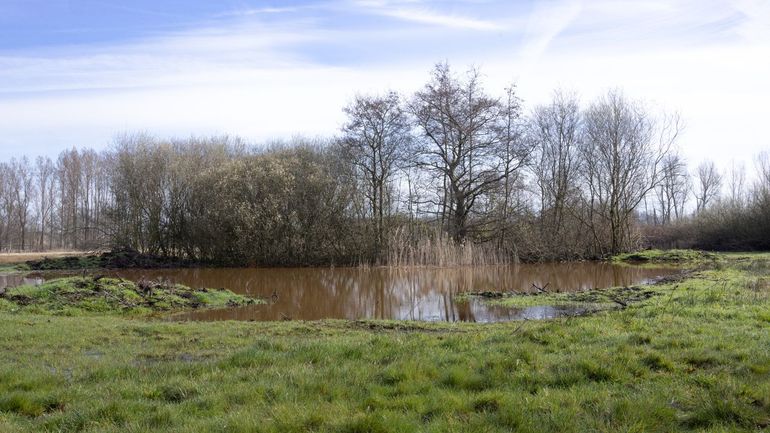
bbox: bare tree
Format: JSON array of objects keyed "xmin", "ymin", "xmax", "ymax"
[
  {"xmin": 494, "ymin": 85, "xmax": 528, "ymax": 247},
  {"xmin": 111, "ymin": 134, "xmax": 170, "ymax": 254},
  {"xmin": 79, "ymin": 149, "xmax": 98, "ymax": 246},
  {"xmin": 580, "ymin": 90, "xmax": 679, "ymax": 255},
  {"xmin": 694, "ymin": 160, "xmax": 722, "ymax": 213},
  {"xmin": 727, "ymin": 160, "xmax": 747, "ymax": 208},
  {"xmin": 410, "ymin": 63, "xmax": 529, "ymax": 243},
  {"xmin": 655, "ymin": 153, "xmax": 690, "ymax": 224},
  {"xmin": 0, "ymin": 163, "xmax": 10, "ymax": 251},
  {"xmin": 750, "ymin": 151, "xmax": 770, "ymax": 212},
  {"xmin": 754, "ymin": 152, "xmax": 770, "ymax": 194},
  {"xmin": 35, "ymin": 156, "xmax": 56, "ymax": 250},
  {"xmin": 529, "ymin": 90, "xmax": 581, "ymax": 255},
  {"xmin": 9, "ymin": 157, "xmax": 35, "ymax": 250},
  {"xmin": 341, "ymin": 91, "xmax": 411, "ymax": 260},
  {"xmin": 57, "ymin": 149, "xmax": 82, "ymax": 248}
]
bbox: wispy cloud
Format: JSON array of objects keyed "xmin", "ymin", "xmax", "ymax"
[
  {"xmin": 0, "ymin": 18, "xmax": 320, "ymax": 95},
  {"xmin": 560, "ymin": 0, "xmax": 753, "ymax": 49},
  {"xmin": 732, "ymin": 0, "xmax": 770, "ymax": 42},
  {"xmin": 375, "ymin": 8, "xmax": 502, "ymax": 31},
  {"xmin": 0, "ymin": 0, "xmax": 767, "ymax": 169},
  {"xmin": 518, "ymin": 0, "xmax": 582, "ymax": 64},
  {"xmin": 352, "ymin": 0, "xmax": 503, "ymax": 31},
  {"xmin": 215, "ymin": 7, "xmax": 300, "ymax": 18}
]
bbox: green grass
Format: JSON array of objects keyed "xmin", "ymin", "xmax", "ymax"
[
  {"xmin": 0, "ymin": 276, "xmax": 261, "ymax": 316},
  {"xmin": 612, "ymin": 249, "xmax": 716, "ymax": 264},
  {"xmin": 457, "ymin": 284, "xmax": 662, "ymax": 310},
  {"xmin": 0, "ymin": 264, "xmax": 17, "ymax": 274},
  {"xmin": 0, "ymin": 254, "xmax": 768, "ymax": 432}
]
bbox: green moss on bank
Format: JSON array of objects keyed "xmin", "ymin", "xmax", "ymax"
[
  {"xmin": 0, "ymin": 277, "xmax": 260, "ymax": 316},
  {"xmin": 0, "ymin": 263, "xmax": 30, "ymax": 274},
  {"xmin": 0, "ymin": 254, "xmax": 768, "ymax": 432},
  {"xmin": 612, "ymin": 249, "xmax": 715, "ymax": 264}
]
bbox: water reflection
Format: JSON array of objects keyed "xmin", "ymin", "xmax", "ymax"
[
  {"xmin": 0, "ymin": 274, "xmax": 43, "ymax": 290},
  {"xmin": 97, "ymin": 263, "xmax": 672, "ymax": 322}
]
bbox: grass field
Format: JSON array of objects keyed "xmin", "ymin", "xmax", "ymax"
[{"xmin": 0, "ymin": 253, "xmax": 768, "ymax": 432}]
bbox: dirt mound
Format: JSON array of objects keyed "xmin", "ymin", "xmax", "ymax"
[{"xmin": 26, "ymin": 249, "xmax": 200, "ymax": 270}]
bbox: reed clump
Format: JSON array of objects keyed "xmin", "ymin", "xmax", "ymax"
[{"xmin": 384, "ymin": 227, "xmax": 515, "ymax": 267}]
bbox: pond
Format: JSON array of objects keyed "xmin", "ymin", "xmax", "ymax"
[
  {"xmin": 102, "ymin": 262, "xmax": 673, "ymax": 322},
  {"xmin": 2, "ymin": 263, "xmax": 675, "ymax": 322}
]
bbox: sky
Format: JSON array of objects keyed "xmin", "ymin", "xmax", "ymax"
[{"xmin": 0, "ymin": 0, "xmax": 768, "ymax": 173}]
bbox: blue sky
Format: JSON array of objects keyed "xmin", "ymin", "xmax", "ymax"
[{"xmin": 0, "ymin": 0, "xmax": 768, "ymax": 171}]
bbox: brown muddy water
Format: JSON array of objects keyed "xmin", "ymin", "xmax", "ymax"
[
  {"xmin": 0, "ymin": 274, "xmax": 46, "ymax": 291},
  {"xmin": 3, "ymin": 262, "xmax": 675, "ymax": 323}
]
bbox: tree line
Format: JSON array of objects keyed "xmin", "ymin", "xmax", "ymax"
[
  {"xmin": 0, "ymin": 148, "xmax": 110, "ymax": 252},
  {"xmin": 1, "ymin": 63, "xmax": 767, "ymax": 264}
]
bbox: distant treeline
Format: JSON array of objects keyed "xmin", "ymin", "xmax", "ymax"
[{"xmin": 0, "ymin": 63, "xmax": 768, "ymax": 264}]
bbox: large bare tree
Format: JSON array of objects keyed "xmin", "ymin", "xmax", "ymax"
[{"xmin": 410, "ymin": 63, "xmax": 529, "ymax": 243}]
